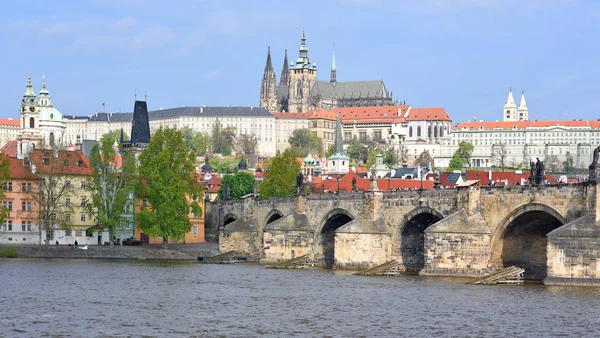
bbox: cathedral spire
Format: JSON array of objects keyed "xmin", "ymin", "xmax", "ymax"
[
  {"xmin": 330, "ymin": 48, "xmax": 337, "ymax": 85},
  {"xmin": 518, "ymin": 90, "xmax": 529, "ymax": 121},
  {"xmin": 259, "ymin": 46, "xmax": 277, "ymax": 111},
  {"xmin": 334, "ymin": 111, "xmax": 343, "ymax": 154},
  {"xmin": 280, "ymin": 49, "xmax": 290, "ymax": 87},
  {"xmin": 297, "ymin": 28, "xmax": 310, "ymax": 67},
  {"xmin": 503, "ymin": 88, "xmax": 517, "ymax": 122}
]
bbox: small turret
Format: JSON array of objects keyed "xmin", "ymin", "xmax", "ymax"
[
  {"xmin": 503, "ymin": 88, "xmax": 517, "ymax": 122},
  {"xmin": 517, "ymin": 90, "xmax": 528, "ymax": 121}
]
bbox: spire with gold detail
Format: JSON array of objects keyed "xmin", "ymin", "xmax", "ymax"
[{"xmin": 22, "ymin": 74, "xmax": 36, "ymax": 103}]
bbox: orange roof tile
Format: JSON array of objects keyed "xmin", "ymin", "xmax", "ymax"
[
  {"xmin": 29, "ymin": 149, "xmax": 93, "ymax": 176},
  {"xmin": 7, "ymin": 156, "xmax": 38, "ymax": 180},
  {"xmin": 406, "ymin": 108, "xmax": 451, "ymax": 121},
  {"xmin": 0, "ymin": 140, "xmax": 18, "ymax": 157},
  {"xmin": 335, "ymin": 105, "xmax": 409, "ymax": 124},
  {"xmin": 0, "ymin": 118, "xmax": 20, "ymax": 127},
  {"xmin": 312, "ymin": 170, "xmax": 435, "ymax": 193},
  {"xmin": 466, "ymin": 171, "xmax": 559, "ymax": 186}
]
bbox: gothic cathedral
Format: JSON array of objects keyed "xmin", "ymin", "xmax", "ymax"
[{"xmin": 260, "ymin": 29, "xmax": 394, "ymax": 113}]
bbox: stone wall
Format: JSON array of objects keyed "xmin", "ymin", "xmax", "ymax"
[
  {"xmin": 262, "ymin": 230, "xmax": 314, "ymax": 263},
  {"xmin": 335, "ymin": 233, "xmax": 390, "ymax": 269},
  {"xmin": 204, "ymin": 201, "xmax": 220, "ymax": 242},
  {"xmin": 421, "ymin": 232, "xmax": 491, "ymax": 277},
  {"xmin": 219, "ymin": 230, "xmax": 260, "ymax": 259}
]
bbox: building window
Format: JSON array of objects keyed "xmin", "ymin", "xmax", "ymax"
[
  {"xmin": 66, "ymin": 228, "xmax": 72, "ymax": 236},
  {"xmin": 27, "ymin": 221, "xmax": 32, "ymax": 232},
  {"xmin": 66, "ymin": 198, "xmax": 71, "ymax": 206},
  {"xmin": 81, "ymin": 180, "xmax": 87, "ymax": 189},
  {"xmin": 21, "ymin": 201, "xmax": 32, "ymax": 211},
  {"xmin": 66, "ymin": 213, "xmax": 71, "ymax": 221},
  {"xmin": 81, "ymin": 214, "xmax": 87, "ymax": 222},
  {"xmin": 2, "ymin": 201, "xmax": 12, "ymax": 211},
  {"xmin": 193, "ymin": 226, "xmax": 198, "ymax": 236},
  {"xmin": 21, "ymin": 223, "xmax": 26, "ymax": 232},
  {"xmin": 417, "ymin": 126, "xmax": 421, "ymax": 137},
  {"xmin": 312, "ymin": 121, "xmax": 318, "ymax": 128},
  {"xmin": 65, "ymin": 180, "xmax": 71, "ymax": 188},
  {"xmin": 21, "ymin": 183, "xmax": 32, "ymax": 192},
  {"xmin": 4, "ymin": 220, "xmax": 13, "ymax": 231},
  {"xmin": 4, "ymin": 182, "xmax": 12, "ymax": 192},
  {"xmin": 80, "ymin": 199, "xmax": 87, "ymax": 207},
  {"xmin": 409, "ymin": 126, "xmax": 413, "ymax": 138}
]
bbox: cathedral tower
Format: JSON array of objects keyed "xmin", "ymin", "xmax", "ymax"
[
  {"xmin": 288, "ymin": 28, "xmax": 317, "ymax": 112},
  {"xmin": 503, "ymin": 88, "xmax": 517, "ymax": 122},
  {"xmin": 279, "ymin": 49, "xmax": 290, "ymax": 87},
  {"xmin": 259, "ymin": 46, "xmax": 277, "ymax": 112},
  {"xmin": 517, "ymin": 90, "xmax": 528, "ymax": 121},
  {"xmin": 330, "ymin": 49, "xmax": 337, "ymax": 85},
  {"xmin": 17, "ymin": 75, "xmax": 43, "ymax": 155}
]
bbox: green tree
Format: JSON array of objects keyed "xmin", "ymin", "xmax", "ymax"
[
  {"xmin": 448, "ymin": 152, "xmax": 463, "ymax": 170},
  {"xmin": 325, "ymin": 144, "xmax": 335, "ymax": 157},
  {"xmin": 457, "ymin": 141, "xmax": 474, "ymax": 167},
  {"xmin": 347, "ymin": 137, "xmax": 368, "ymax": 165},
  {"xmin": 381, "ymin": 145, "xmax": 399, "ymax": 166},
  {"xmin": 102, "ymin": 129, "xmax": 129, "ymax": 145},
  {"xmin": 365, "ymin": 148, "xmax": 379, "ymax": 168},
  {"xmin": 259, "ymin": 149, "xmax": 301, "ymax": 198},
  {"xmin": 0, "ymin": 154, "xmax": 11, "ymax": 223},
  {"xmin": 237, "ymin": 134, "xmax": 258, "ymax": 156},
  {"xmin": 288, "ymin": 128, "xmax": 323, "ymax": 157},
  {"xmin": 563, "ymin": 151, "xmax": 574, "ymax": 174},
  {"xmin": 211, "ymin": 119, "xmax": 237, "ymax": 155},
  {"xmin": 137, "ymin": 127, "xmax": 202, "ymax": 248},
  {"xmin": 181, "ymin": 127, "xmax": 210, "ymax": 156},
  {"xmin": 88, "ymin": 133, "xmax": 137, "ymax": 246},
  {"xmin": 211, "ymin": 157, "xmax": 239, "ymax": 174},
  {"xmin": 218, "ymin": 171, "xmax": 255, "ymax": 200}
]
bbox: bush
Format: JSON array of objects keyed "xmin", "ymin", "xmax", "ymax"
[{"xmin": 0, "ymin": 246, "xmax": 20, "ymax": 258}]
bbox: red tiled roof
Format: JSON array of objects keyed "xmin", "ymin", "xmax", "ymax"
[
  {"xmin": 336, "ymin": 105, "xmax": 409, "ymax": 124},
  {"xmin": 206, "ymin": 174, "xmax": 221, "ymax": 185},
  {"xmin": 313, "ymin": 170, "xmax": 435, "ymax": 193},
  {"xmin": 0, "ymin": 140, "xmax": 18, "ymax": 157},
  {"xmin": 29, "ymin": 149, "xmax": 93, "ymax": 176},
  {"xmin": 466, "ymin": 171, "xmax": 559, "ymax": 186},
  {"xmin": 406, "ymin": 108, "xmax": 451, "ymax": 121},
  {"xmin": 273, "ymin": 109, "xmax": 337, "ymax": 121},
  {"xmin": 7, "ymin": 156, "xmax": 38, "ymax": 180},
  {"xmin": 208, "ymin": 185, "xmax": 220, "ymax": 193},
  {"xmin": 454, "ymin": 120, "xmax": 600, "ymax": 131},
  {"xmin": 0, "ymin": 118, "xmax": 20, "ymax": 127}
]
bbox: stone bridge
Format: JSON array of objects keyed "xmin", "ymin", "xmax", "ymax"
[{"xmin": 218, "ymin": 177, "xmax": 600, "ymax": 286}]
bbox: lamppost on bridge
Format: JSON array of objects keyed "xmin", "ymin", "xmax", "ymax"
[
  {"xmin": 388, "ymin": 178, "xmax": 391, "ymax": 191},
  {"xmin": 420, "ymin": 168, "xmax": 424, "ymax": 191},
  {"xmin": 336, "ymin": 176, "xmax": 341, "ymax": 194}
]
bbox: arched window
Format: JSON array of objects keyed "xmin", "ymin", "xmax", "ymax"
[
  {"xmin": 417, "ymin": 126, "xmax": 421, "ymax": 137},
  {"xmin": 440, "ymin": 126, "xmax": 444, "ymax": 137},
  {"xmin": 434, "ymin": 126, "xmax": 438, "ymax": 138},
  {"xmin": 409, "ymin": 126, "xmax": 413, "ymax": 137},
  {"xmin": 49, "ymin": 132, "xmax": 55, "ymax": 147},
  {"xmin": 428, "ymin": 126, "xmax": 432, "ymax": 138},
  {"xmin": 29, "ymin": 117, "xmax": 35, "ymax": 128},
  {"xmin": 22, "ymin": 117, "xmax": 25, "ymax": 127}
]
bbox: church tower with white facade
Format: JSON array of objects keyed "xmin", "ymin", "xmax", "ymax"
[
  {"xmin": 503, "ymin": 88, "xmax": 517, "ymax": 122},
  {"xmin": 17, "ymin": 75, "xmax": 43, "ymax": 155}
]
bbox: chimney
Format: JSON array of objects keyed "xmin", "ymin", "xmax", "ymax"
[{"xmin": 488, "ymin": 170, "xmax": 492, "ymax": 181}]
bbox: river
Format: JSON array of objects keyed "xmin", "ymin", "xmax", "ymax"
[{"xmin": 1, "ymin": 259, "xmax": 600, "ymax": 337}]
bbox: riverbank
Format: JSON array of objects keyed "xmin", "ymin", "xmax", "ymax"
[{"xmin": 0, "ymin": 242, "xmax": 220, "ymax": 260}]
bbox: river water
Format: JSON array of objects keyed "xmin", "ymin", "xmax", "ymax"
[{"xmin": 1, "ymin": 259, "xmax": 600, "ymax": 337}]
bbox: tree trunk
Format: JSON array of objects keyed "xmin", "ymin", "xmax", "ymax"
[
  {"xmin": 109, "ymin": 228, "xmax": 114, "ymax": 247},
  {"xmin": 162, "ymin": 237, "xmax": 168, "ymax": 249}
]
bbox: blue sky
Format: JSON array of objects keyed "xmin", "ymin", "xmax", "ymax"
[{"xmin": 1, "ymin": 0, "xmax": 598, "ymax": 123}]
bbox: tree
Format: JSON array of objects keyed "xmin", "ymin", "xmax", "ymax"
[
  {"xmin": 457, "ymin": 141, "xmax": 474, "ymax": 167},
  {"xmin": 288, "ymin": 128, "xmax": 323, "ymax": 157},
  {"xmin": 346, "ymin": 137, "xmax": 368, "ymax": 165},
  {"xmin": 102, "ymin": 129, "xmax": 129, "ymax": 145},
  {"xmin": 325, "ymin": 144, "xmax": 335, "ymax": 157},
  {"xmin": 414, "ymin": 150, "xmax": 433, "ymax": 168},
  {"xmin": 218, "ymin": 171, "xmax": 255, "ymax": 200},
  {"xmin": 27, "ymin": 148, "xmax": 80, "ymax": 245},
  {"xmin": 137, "ymin": 127, "xmax": 202, "ymax": 248},
  {"xmin": 88, "ymin": 134, "xmax": 137, "ymax": 247},
  {"xmin": 380, "ymin": 145, "xmax": 399, "ymax": 166},
  {"xmin": 365, "ymin": 149, "xmax": 379, "ymax": 168},
  {"xmin": 491, "ymin": 143, "xmax": 508, "ymax": 171},
  {"xmin": 448, "ymin": 152, "xmax": 463, "ymax": 170},
  {"xmin": 210, "ymin": 157, "xmax": 239, "ymax": 174},
  {"xmin": 236, "ymin": 134, "xmax": 258, "ymax": 156},
  {"xmin": 0, "ymin": 154, "xmax": 11, "ymax": 223},
  {"xmin": 259, "ymin": 149, "xmax": 301, "ymax": 198},
  {"xmin": 544, "ymin": 154, "xmax": 561, "ymax": 173},
  {"xmin": 563, "ymin": 151, "xmax": 574, "ymax": 174},
  {"xmin": 181, "ymin": 127, "xmax": 210, "ymax": 157},
  {"xmin": 211, "ymin": 119, "xmax": 236, "ymax": 155}
]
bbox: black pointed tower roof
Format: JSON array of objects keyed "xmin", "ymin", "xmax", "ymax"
[{"xmin": 130, "ymin": 100, "xmax": 150, "ymax": 144}]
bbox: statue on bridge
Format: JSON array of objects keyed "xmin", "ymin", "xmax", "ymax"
[
  {"xmin": 529, "ymin": 160, "xmax": 536, "ymax": 185},
  {"xmin": 531, "ymin": 157, "xmax": 545, "ymax": 185},
  {"xmin": 223, "ymin": 181, "xmax": 231, "ymax": 201},
  {"xmin": 589, "ymin": 146, "xmax": 600, "ymax": 182},
  {"xmin": 296, "ymin": 171, "xmax": 304, "ymax": 196},
  {"xmin": 352, "ymin": 177, "xmax": 357, "ymax": 192}
]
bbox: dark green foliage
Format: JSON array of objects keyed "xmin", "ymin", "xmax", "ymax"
[
  {"xmin": 181, "ymin": 127, "xmax": 210, "ymax": 156},
  {"xmin": 137, "ymin": 127, "xmax": 203, "ymax": 248},
  {"xmin": 259, "ymin": 149, "xmax": 301, "ymax": 198},
  {"xmin": 218, "ymin": 171, "xmax": 255, "ymax": 200},
  {"xmin": 211, "ymin": 119, "xmax": 237, "ymax": 155},
  {"xmin": 288, "ymin": 128, "xmax": 323, "ymax": 157}
]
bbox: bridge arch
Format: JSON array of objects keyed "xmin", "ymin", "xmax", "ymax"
[
  {"xmin": 399, "ymin": 207, "xmax": 444, "ymax": 272},
  {"xmin": 221, "ymin": 213, "xmax": 238, "ymax": 231},
  {"xmin": 491, "ymin": 202, "xmax": 566, "ymax": 280},
  {"xmin": 317, "ymin": 208, "xmax": 355, "ymax": 266},
  {"xmin": 263, "ymin": 209, "xmax": 284, "ymax": 228}
]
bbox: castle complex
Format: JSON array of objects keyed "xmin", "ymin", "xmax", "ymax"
[{"xmin": 260, "ymin": 29, "xmax": 393, "ymax": 113}]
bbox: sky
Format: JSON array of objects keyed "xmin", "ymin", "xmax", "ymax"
[{"xmin": 0, "ymin": 0, "xmax": 599, "ymax": 123}]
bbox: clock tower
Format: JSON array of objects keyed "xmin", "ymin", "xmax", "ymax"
[{"xmin": 17, "ymin": 75, "xmax": 43, "ymax": 156}]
